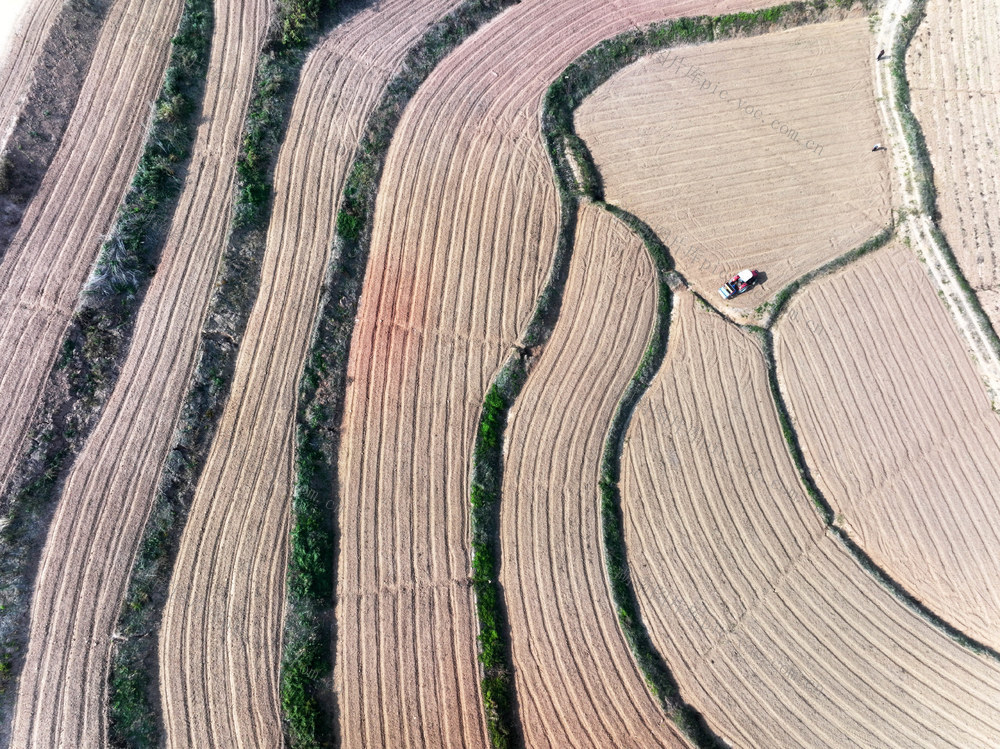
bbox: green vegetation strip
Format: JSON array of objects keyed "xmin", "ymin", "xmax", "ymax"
[
  {"xmin": 105, "ymin": 1, "xmax": 344, "ymax": 746},
  {"xmin": 890, "ymin": 0, "xmax": 1000, "ymax": 353},
  {"xmin": 0, "ymin": 0, "xmax": 212, "ymax": 722},
  {"xmin": 286, "ymin": 2, "xmax": 521, "ymax": 746}
]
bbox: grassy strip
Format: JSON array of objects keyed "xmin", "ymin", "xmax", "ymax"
[
  {"xmin": 284, "ymin": 2, "xmax": 521, "ymax": 746},
  {"xmin": 890, "ymin": 0, "xmax": 1000, "ymax": 354},
  {"xmin": 0, "ymin": 0, "xmax": 212, "ymax": 723},
  {"xmin": 105, "ymin": 1, "xmax": 343, "ymax": 746}
]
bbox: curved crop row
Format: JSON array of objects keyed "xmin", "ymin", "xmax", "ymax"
[{"xmin": 0, "ymin": 0, "xmax": 202, "ymax": 730}]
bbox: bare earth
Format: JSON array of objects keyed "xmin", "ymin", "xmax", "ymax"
[
  {"xmin": 157, "ymin": 1, "xmax": 461, "ymax": 746},
  {"xmin": 776, "ymin": 242, "xmax": 1000, "ymax": 650},
  {"xmin": 0, "ymin": 0, "xmax": 183, "ymax": 498},
  {"xmin": 0, "ymin": 0, "xmax": 60, "ymax": 152},
  {"xmin": 335, "ymin": 1, "xmax": 753, "ymax": 745},
  {"xmin": 501, "ymin": 202, "xmax": 685, "ymax": 747},
  {"xmin": 907, "ymin": 0, "xmax": 1000, "ymax": 330},
  {"xmin": 576, "ymin": 19, "xmax": 891, "ymax": 320},
  {"xmin": 9, "ymin": 1, "xmax": 273, "ymax": 746},
  {"xmin": 621, "ymin": 291, "xmax": 1000, "ymax": 748}
]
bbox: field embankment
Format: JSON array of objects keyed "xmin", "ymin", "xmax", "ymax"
[
  {"xmin": 576, "ymin": 18, "xmax": 890, "ymax": 320},
  {"xmin": 906, "ymin": 0, "xmax": 1000, "ymax": 331},
  {"xmin": 4, "ymin": 1, "xmax": 274, "ymax": 747},
  {"xmin": 500, "ymin": 202, "xmax": 686, "ymax": 747},
  {"xmin": 620, "ymin": 291, "xmax": 1000, "ymax": 747},
  {"xmin": 0, "ymin": 0, "xmax": 183, "ymax": 501},
  {"xmin": 775, "ymin": 242, "xmax": 1000, "ymax": 651},
  {"xmin": 334, "ymin": 1, "xmax": 759, "ymax": 746},
  {"xmin": 156, "ymin": 1, "xmax": 464, "ymax": 746}
]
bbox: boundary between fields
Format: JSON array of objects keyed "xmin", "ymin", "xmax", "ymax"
[
  {"xmin": 286, "ymin": 2, "xmax": 523, "ymax": 747},
  {"xmin": 104, "ymin": 1, "xmax": 358, "ymax": 746},
  {"xmin": 0, "ymin": 0, "xmax": 213, "ymax": 737}
]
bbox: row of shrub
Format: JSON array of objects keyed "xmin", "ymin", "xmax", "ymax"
[
  {"xmin": 0, "ymin": 0, "xmax": 213, "ymax": 728},
  {"xmin": 283, "ymin": 2, "xmax": 522, "ymax": 746},
  {"xmin": 889, "ymin": 0, "xmax": 1000, "ymax": 356},
  {"xmin": 106, "ymin": 1, "xmax": 340, "ymax": 746}
]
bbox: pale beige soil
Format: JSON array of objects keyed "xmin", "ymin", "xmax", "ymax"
[
  {"xmin": 501, "ymin": 202, "xmax": 685, "ymax": 747},
  {"xmin": 576, "ymin": 19, "xmax": 892, "ymax": 321},
  {"xmin": 0, "ymin": 0, "xmax": 59, "ymax": 152},
  {"xmin": 776, "ymin": 242, "xmax": 1000, "ymax": 650},
  {"xmin": 621, "ymin": 291, "xmax": 1000, "ymax": 748},
  {"xmin": 335, "ymin": 1, "xmax": 753, "ymax": 745},
  {"xmin": 0, "ymin": 0, "xmax": 183, "ymax": 498},
  {"xmin": 156, "ymin": 1, "xmax": 461, "ymax": 746},
  {"xmin": 907, "ymin": 0, "xmax": 1000, "ymax": 332},
  {"xmin": 8, "ymin": 1, "xmax": 273, "ymax": 747}
]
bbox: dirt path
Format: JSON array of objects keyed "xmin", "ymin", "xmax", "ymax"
[
  {"xmin": 776, "ymin": 243, "xmax": 1000, "ymax": 651},
  {"xmin": 156, "ymin": 2, "xmax": 460, "ymax": 746},
  {"xmin": 576, "ymin": 18, "xmax": 891, "ymax": 323},
  {"xmin": 500, "ymin": 203, "xmax": 685, "ymax": 747},
  {"xmin": 620, "ymin": 292, "xmax": 1000, "ymax": 747},
  {"xmin": 0, "ymin": 0, "xmax": 183, "ymax": 499},
  {"xmin": 8, "ymin": 1, "xmax": 273, "ymax": 746},
  {"xmin": 0, "ymin": 0, "xmax": 60, "ymax": 151},
  {"xmin": 874, "ymin": 0, "xmax": 1000, "ymax": 403},
  {"xmin": 906, "ymin": 0, "xmax": 1000, "ymax": 331},
  {"xmin": 335, "ymin": 1, "xmax": 752, "ymax": 745}
]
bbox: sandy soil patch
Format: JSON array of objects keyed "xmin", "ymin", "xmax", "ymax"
[
  {"xmin": 621, "ymin": 290, "xmax": 1000, "ymax": 747},
  {"xmin": 576, "ymin": 18, "xmax": 891, "ymax": 320},
  {"xmin": 776, "ymin": 242, "xmax": 1000, "ymax": 650},
  {"xmin": 907, "ymin": 0, "xmax": 1000, "ymax": 332}
]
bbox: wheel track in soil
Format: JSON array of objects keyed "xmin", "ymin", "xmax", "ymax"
[
  {"xmin": 0, "ymin": 0, "xmax": 183, "ymax": 500},
  {"xmin": 8, "ymin": 0, "xmax": 272, "ymax": 747},
  {"xmin": 157, "ymin": 1, "xmax": 461, "ymax": 746},
  {"xmin": 334, "ymin": 1, "xmax": 753, "ymax": 746}
]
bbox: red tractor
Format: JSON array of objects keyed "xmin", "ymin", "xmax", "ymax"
[{"xmin": 718, "ymin": 269, "xmax": 759, "ymax": 300}]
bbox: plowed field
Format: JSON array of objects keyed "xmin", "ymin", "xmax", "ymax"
[
  {"xmin": 0, "ymin": 0, "xmax": 60, "ymax": 150},
  {"xmin": 576, "ymin": 18, "xmax": 891, "ymax": 318},
  {"xmin": 621, "ymin": 291, "xmax": 1000, "ymax": 747},
  {"xmin": 500, "ymin": 202, "xmax": 685, "ymax": 747},
  {"xmin": 907, "ymin": 0, "xmax": 1000, "ymax": 330},
  {"xmin": 158, "ymin": 1, "xmax": 460, "ymax": 746},
  {"xmin": 335, "ymin": 1, "xmax": 752, "ymax": 745},
  {"xmin": 0, "ymin": 0, "xmax": 183, "ymax": 497},
  {"xmin": 776, "ymin": 242, "xmax": 1000, "ymax": 650},
  {"xmin": 9, "ymin": 1, "xmax": 272, "ymax": 746}
]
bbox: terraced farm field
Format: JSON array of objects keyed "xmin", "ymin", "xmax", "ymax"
[
  {"xmin": 500, "ymin": 203, "xmax": 685, "ymax": 747},
  {"xmin": 8, "ymin": 1, "xmax": 273, "ymax": 746},
  {"xmin": 158, "ymin": 1, "xmax": 460, "ymax": 746},
  {"xmin": 3, "ymin": 0, "xmax": 999, "ymax": 746},
  {"xmin": 621, "ymin": 291, "xmax": 1000, "ymax": 747},
  {"xmin": 0, "ymin": 0, "xmax": 182, "ymax": 497},
  {"xmin": 335, "ymin": 1, "xmax": 753, "ymax": 745},
  {"xmin": 576, "ymin": 18, "xmax": 891, "ymax": 318},
  {"xmin": 776, "ymin": 242, "xmax": 1000, "ymax": 651},
  {"xmin": 907, "ymin": 0, "xmax": 1000, "ymax": 329}
]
